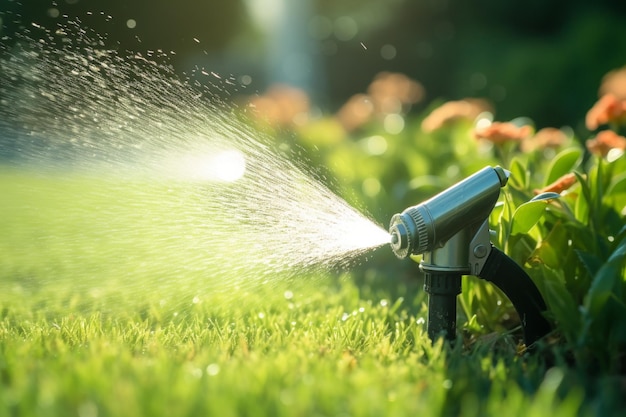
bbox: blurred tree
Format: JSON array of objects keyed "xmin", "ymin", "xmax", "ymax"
[
  {"xmin": 1, "ymin": 0, "xmax": 246, "ymax": 55},
  {"xmin": 2, "ymin": 0, "xmax": 626, "ymax": 129},
  {"xmin": 245, "ymin": 0, "xmax": 325, "ymax": 101}
]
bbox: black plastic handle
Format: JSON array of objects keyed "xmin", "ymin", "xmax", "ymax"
[{"xmin": 478, "ymin": 246, "xmax": 552, "ymax": 346}]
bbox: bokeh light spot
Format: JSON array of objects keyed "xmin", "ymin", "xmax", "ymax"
[
  {"xmin": 383, "ymin": 114, "xmax": 405, "ymax": 134},
  {"xmin": 607, "ymin": 148, "xmax": 624, "ymax": 163},
  {"xmin": 475, "ymin": 112, "xmax": 494, "ymax": 130},
  {"xmin": 362, "ymin": 135, "xmax": 388, "ymax": 155},
  {"xmin": 362, "ymin": 178, "xmax": 381, "ymax": 197},
  {"xmin": 206, "ymin": 364, "xmax": 220, "ymax": 376},
  {"xmin": 308, "ymin": 15, "xmax": 332, "ymax": 40},
  {"xmin": 470, "ymin": 72, "xmax": 487, "ymax": 90},
  {"xmin": 381, "ymin": 44, "xmax": 397, "ymax": 60},
  {"xmin": 334, "ymin": 16, "xmax": 358, "ymax": 41}
]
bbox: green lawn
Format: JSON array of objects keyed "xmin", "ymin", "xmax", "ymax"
[{"xmin": 0, "ymin": 168, "xmax": 621, "ymax": 417}]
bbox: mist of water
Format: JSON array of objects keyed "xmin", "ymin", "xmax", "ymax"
[{"xmin": 0, "ymin": 19, "xmax": 390, "ymax": 305}]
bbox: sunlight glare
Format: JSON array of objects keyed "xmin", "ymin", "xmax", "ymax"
[{"xmin": 182, "ymin": 149, "xmax": 246, "ymax": 182}]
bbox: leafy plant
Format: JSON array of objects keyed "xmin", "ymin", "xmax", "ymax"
[{"xmin": 249, "ymin": 73, "xmax": 626, "ymax": 372}]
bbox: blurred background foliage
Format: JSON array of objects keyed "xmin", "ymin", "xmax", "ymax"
[{"xmin": 3, "ymin": 0, "xmax": 626, "ymax": 128}]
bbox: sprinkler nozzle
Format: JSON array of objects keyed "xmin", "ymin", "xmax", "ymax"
[
  {"xmin": 389, "ymin": 220, "xmax": 411, "ymax": 256},
  {"xmin": 387, "ymin": 165, "xmax": 551, "ymax": 347},
  {"xmin": 389, "ymin": 166, "xmax": 509, "ymax": 259}
]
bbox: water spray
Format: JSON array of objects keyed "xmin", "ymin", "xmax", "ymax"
[{"xmin": 389, "ymin": 166, "xmax": 551, "ymax": 346}]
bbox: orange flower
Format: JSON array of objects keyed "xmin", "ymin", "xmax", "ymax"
[
  {"xmin": 247, "ymin": 84, "xmax": 310, "ymax": 127},
  {"xmin": 521, "ymin": 127, "xmax": 568, "ymax": 152},
  {"xmin": 585, "ymin": 93, "xmax": 626, "ymax": 131},
  {"xmin": 600, "ymin": 66, "xmax": 626, "ymax": 100},
  {"xmin": 421, "ymin": 98, "xmax": 492, "ymax": 133},
  {"xmin": 474, "ymin": 122, "xmax": 532, "ymax": 145},
  {"xmin": 585, "ymin": 129, "xmax": 626, "ymax": 157},
  {"xmin": 336, "ymin": 94, "xmax": 375, "ymax": 132},
  {"xmin": 533, "ymin": 172, "xmax": 578, "ymax": 195},
  {"xmin": 367, "ymin": 72, "xmax": 425, "ymax": 114},
  {"xmin": 335, "ymin": 72, "xmax": 424, "ymax": 131}
]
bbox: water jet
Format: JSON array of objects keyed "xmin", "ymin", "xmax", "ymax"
[{"xmin": 0, "ymin": 20, "xmax": 389, "ymax": 309}]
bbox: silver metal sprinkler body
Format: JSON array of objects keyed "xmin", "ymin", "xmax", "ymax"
[{"xmin": 389, "ymin": 166, "xmax": 551, "ymax": 346}]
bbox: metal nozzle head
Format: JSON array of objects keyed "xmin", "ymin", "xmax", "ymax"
[
  {"xmin": 389, "ymin": 206, "xmax": 430, "ymax": 259},
  {"xmin": 389, "ymin": 211, "xmax": 422, "ymax": 258},
  {"xmin": 389, "ymin": 219, "xmax": 409, "ymax": 257},
  {"xmin": 494, "ymin": 166, "xmax": 511, "ymax": 187},
  {"xmin": 389, "ymin": 165, "xmax": 506, "ymax": 260}
]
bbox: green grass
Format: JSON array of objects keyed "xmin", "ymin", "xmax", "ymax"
[{"xmin": 0, "ymin": 168, "xmax": 622, "ymax": 417}]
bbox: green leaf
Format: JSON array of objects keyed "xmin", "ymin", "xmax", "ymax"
[
  {"xmin": 608, "ymin": 172, "xmax": 626, "ymax": 195},
  {"xmin": 508, "ymin": 156, "xmax": 528, "ymax": 190},
  {"xmin": 573, "ymin": 171, "xmax": 591, "ymax": 202},
  {"xmin": 539, "ymin": 267, "xmax": 580, "ymax": 339},
  {"xmin": 607, "ymin": 234, "xmax": 626, "ymax": 264},
  {"xmin": 575, "ymin": 250, "xmax": 603, "ymax": 278},
  {"xmin": 574, "ymin": 188, "xmax": 589, "ymax": 224},
  {"xmin": 531, "ymin": 192, "xmax": 561, "ymax": 202},
  {"xmin": 510, "ymin": 199, "xmax": 555, "ymax": 236},
  {"xmin": 544, "ymin": 148, "xmax": 582, "ymax": 186},
  {"xmin": 583, "ymin": 237, "xmax": 626, "ymax": 316},
  {"xmin": 614, "ymin": 224, "xmax": 626, "ymax": 244},
  {"xmin": 573, "ymin": 171, "xmax": 593, "ymax": 224},
  {"xmin": 584, "ymin": 265, "xmax": 619, "ymax": 316},
  {"xmin": 530, "ymin": 222, "xmax": 568, "ymax": 268}
]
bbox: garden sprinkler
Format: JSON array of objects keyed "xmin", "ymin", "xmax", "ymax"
[{"xmin": 389, "ymin": 166, "xmax": 551, "ymax": 346}]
